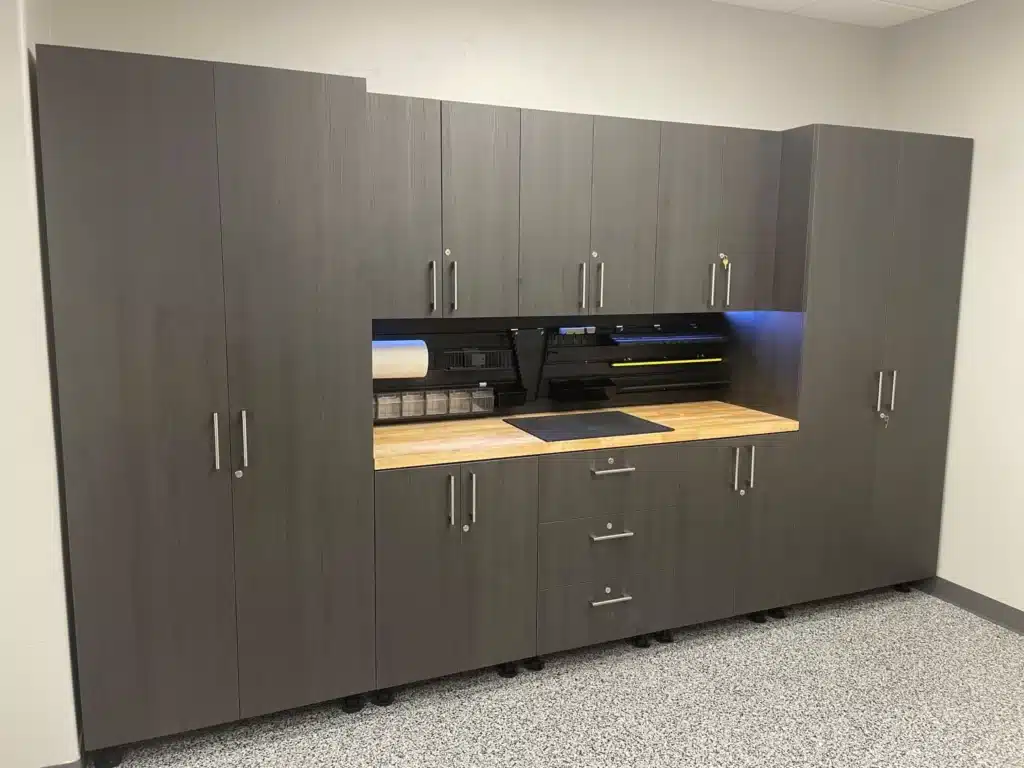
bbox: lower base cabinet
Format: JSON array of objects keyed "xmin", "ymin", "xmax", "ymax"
[{"xmin": 374, "ymin": 458, "xmax": 538, "ymax": 688}]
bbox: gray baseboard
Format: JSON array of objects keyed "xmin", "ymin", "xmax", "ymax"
[
  {"xmin": 43, "ymin": 761, "xmax": 81, "ymax": 768},
  {"xmin": 919, "ymin": 577, "xmax": 1024, "ymax": 635}
]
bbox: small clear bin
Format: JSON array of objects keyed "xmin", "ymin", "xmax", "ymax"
[
  {"xmin": 376, "ymin": 394, "xmax": 401, "ymax": 420},
  {"xmin": 425, "ymin": 391, "xmax": 448, "ymax": 416},
  {"xmin": 401, "ymin": 392, "xmax": 426, "ymax": 418},
  {"xmin": 448, "ymin": 390, "xmax": 472, "ymax": 414},
  {"xmin": 471, "ymin": 388, "xmax": 495, "ymax": 413}
]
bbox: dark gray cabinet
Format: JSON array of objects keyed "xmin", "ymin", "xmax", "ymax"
[
  {"xmin": 441, "ymin": 101, "xmax": 521, "ymax": 317},
  {"xmin": 589, "ymin": 116, "xmax": 661, "ymax": 315},
  {"xmin": 519, "ymin": 109, "xmax": 595, "ymax": 315},
  {"xmin": 36, "ymin": 47, "xmax": 239, "ymax": 750},
  {"xmin": 366, "ymin": 94, "xmax": 442, "ymax": 318},
  {"xmin": 375, "ymin": 458, "xmax": 538, "ymax": 688},
  {"xmin": 868, "ymin": 134, "xmax": 973, "ymax": 586},
  {"xmin": 215, "ymin": 65, "xmax": 375, "ymax": 718}
]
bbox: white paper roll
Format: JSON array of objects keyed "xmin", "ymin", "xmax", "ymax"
[{"xmin": 372, "ymin": 340, "xmax": 429, "ymax": 380}]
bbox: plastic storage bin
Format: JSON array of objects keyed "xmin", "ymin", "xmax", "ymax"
[
  {"xmin": 471, "ymin": 388, "xmax": 495, "ymax": 413},
  {"xmin": 376, "ymin": 394, "xmax": 401, "ymax": 420},
  {"xmin": 425, "ymin": 391, "xmax": 448, "ymax": 416},
  {"xmin": 448, "ymin": 390, "xmax": 472, "ymax": 415},
  {"xmin": 401, "ymin": 391, "xmax": 426, "ymax": 418}
]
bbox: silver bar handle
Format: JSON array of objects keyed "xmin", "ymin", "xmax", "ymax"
[
  {"xmin": 470, "ymin": 471, "xmax": 477, "ymax": 524},
  {"xmin": 241, "ymin": 409, "xmax": 249, "ymax": 468},
  {"xmin": 709, "ymin": 262, "xmax": 717, "ymax": 308},
  {"xmin": 590, "ymin": 530, "xmax": 635, "ymax": 542},
  {"xmin": 212, "ymin": 413, "xmax": 221, "ymax": 471},
  {"xmin": 598, "ymin": 262, "xmax": 605, "ymax": 309},
  {"xmin": 447, "ymin": 474, "xmax": 455, "ymax": 527},
  {"xmin": 429, "ymin": 260, "xmax": 437, "ymax": 313},
  {"xmin": 590, "ymin": 594, "xmax": 633, "ymax": 608},
  {"xmin": 732, "ymin": 447, "xmax": 740, "ymax": 492},
  {"xmin": 725, "ymin": 262, "xmax": 733, "ymax": 307},
  {"xmin": 591, "ymin": 466, "xmax": 636, "ymax": 477},
  {"xmin": 889, "ymin": 370, "xmax": 898, "ymax": 412},
  {"xmin": 748, "ymin": 445, "xmax": 756, "ymax": 489},
  {"xmin": 579, "ymin": 262, "xmax": 588, "ymax": 310},
  {"xmin": 876, "ymin": 371, "xmax": 884, "ymax": 413},
  {"xmin": 451, "ymin": 261, "xmax": 458, "ymax": 313}
]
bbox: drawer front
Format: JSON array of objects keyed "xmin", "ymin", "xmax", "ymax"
[
  {"xmin": 539, "ymin": 513, "xmax": 643, "ymax": 589},
  {"xmin": 538, "ymin": 444, "xmax": 684, "ymax": 523},
  {"xmin": 538, "ymin": 579, "xmax": 647, "ymax": 654}
]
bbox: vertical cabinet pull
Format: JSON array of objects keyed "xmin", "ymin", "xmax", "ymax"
[
  {"xmin": 429, "ymin": 260, "xmax": 437, "ymax": 313},
  {"xmin": 241, "ymin": 409, "xmax": 249, "ymax": 468},
  {"xmin": 889, "ymin": 370, "xmax": 898, "ymax": 412},
  {"xmin": 725, "ymin": 262, "xmax": 733, "ymax": 307},
  {"xmin": 470, "ymin": 472, "xmax": 477, "ymax": 524},
  {"xmin": 875, "ymin": 371, "xmax": 884, "ymax": 413},
  {"xmin": 212, "ymin": 413, "xmax": 221, "ymax": 471},
  {"xmin": 732, "ymin": 447, "xmax": 740, "ymax": 492},
  {"xmin": 579, "ymin": 262, "xmax": 588, "ymax": 310},
  {"xmin": 451, "ymin": 260, "xmax": 459, "ymax": 313},
  {"xmin": 447, "ymin": 474, "xmax": 456, "ymax": 527},
  {"xmin": 748, "ymin": 445, "xmax": 756, "ymax": 489},
  {"xmin": 709, "ymin": 263, "xmax": 717, "ymax": 308},
  {"xmin": 598, "ymin": 262, "xmax": 605, "ymax": 309}
]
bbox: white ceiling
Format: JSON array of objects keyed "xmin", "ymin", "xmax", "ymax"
[{"xmin": 710, "ymin": 0, "xmax": 977, "ymax": 28}]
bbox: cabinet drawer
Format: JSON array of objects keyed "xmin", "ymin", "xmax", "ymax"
[
  {"xmin": 538, "ymin": 579, "xmax": 648, "ymax": 654},
  {"xmin": 538, "ymin": 444, "xmax": 683, "ymax": 523},
  {"xmin": 539, "ymin": 513, "xmax": 643, "ymax": 589}
]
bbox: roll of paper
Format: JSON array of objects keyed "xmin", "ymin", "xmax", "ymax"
[{"xmin": 372, "ymin": 340, "xmax": 429, "ymax": 380}]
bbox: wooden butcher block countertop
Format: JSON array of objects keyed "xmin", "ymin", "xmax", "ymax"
[{"xmin": 373, "ymin": 401, "xmax": 799, "ymax": 470}]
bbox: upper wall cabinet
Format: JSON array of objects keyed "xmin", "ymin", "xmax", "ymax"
[
  {"xmin": 366, "ymin": 94, "xmax": 442, "ymax": 319},
  {"xmin": 519, "ymin": 109, "xmax": 595, "ymax": 316},
  {"xmin": 589, "ymin": 116, "xmax": 661, "ymax": 315},
  {"xmin": 655, "ymin": 124, "xmax": 781, "ymax": 313},
  {"xmin": 441, "ymin": 101, "xmax": 521, "ymax": 317}
]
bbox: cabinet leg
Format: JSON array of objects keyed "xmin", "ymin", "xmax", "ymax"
[
  {"xmin": 496, "ymin": 662, "xmax": 519, "ymax": 678},
  {"xmin": 91, "ymin": 748, "xmax": 125, "ymax": 768},
  {"xmin": 340, "ymin": 694, "xmax": 365, "ymax": 713},
  {"xmin": 748, "ymin": 613, "xmax": 767, "ymax": 624},
  {"xmin": 631, "ymin": 635, "xmax": 651, "ymax": 648},
  {"xmin": 523, "ymin": 657, "xmax": 545, "ymax": 672},
  {"xmin": 767, "ymin": 608, "xmax": 786, "ymax": 620},
  {"xmin": 893, "ymin": 583, "xmax": 912, "ymax": 593},
  {"xmin": 653, "ymin": 630, "xmax": 673, "ymax": 644},
  {"xmin": 370, "ymin": 689, "xmax": 396, "ymax": 707}
]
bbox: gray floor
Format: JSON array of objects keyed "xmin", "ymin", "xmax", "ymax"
[{"xmin": 117, "ymin": 591, "xmax": 1024, "ymax": 768}]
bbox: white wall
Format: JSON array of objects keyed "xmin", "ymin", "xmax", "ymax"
[
  {"xmin": 0, "ymin": 0, "xmax": 80, "ymax": 766},
  {"xmin": 36, "ymin": 0, "xmax": 885, "ymax": 128},
  {"xmin": 883, "ymin": 0, "xmax": 1024, "ymax": 612}
]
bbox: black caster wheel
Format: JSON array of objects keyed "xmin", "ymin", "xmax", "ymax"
[
  {"xmin": 370, "ymin": 689, "xmax": 395, "ymax": 707},
  {"xmin": 497, "ymin": 662, "xmax": 518, "ymax": 678},
  {"xmin": 92, "ymin": 749, "xmax": 125, "ymax": 768},
  {"xmin": 340, "ymin": 694, "xmax": 365, "ymax": 713},
  {"xmin": 748, "ymin": 613, "xmax": 767, "ymax": 624},
  {"xmin": 893, "ymin": 583, "xmax": 912, "ymax": 593},
  {"xmin": 523, "ymin": 657, "xmax": 545, "ymax": 672},
  {"xmin": 653, "ymin": 630, "xmax": 674, "ymax": 644},
  {"xmin": 631, "ymin": 635, "xmax": 652, "ymax": 648},
  {"xmin": 767, "ymin": 608, "xmax": 787, "ymax": 620}
]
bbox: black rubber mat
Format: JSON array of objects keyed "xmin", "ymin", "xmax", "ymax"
[{"xmin": 504, "ymin": 410, "xmax": 673, "ymax": 442}]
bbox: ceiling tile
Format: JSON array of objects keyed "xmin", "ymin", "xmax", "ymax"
[
  {"xmin": 709, "ymin": 0, "xmax": 811, "ymax": 12},
  {"xmin": 795, "ymin": 0, "xmax": 931, "ymax": 27}
]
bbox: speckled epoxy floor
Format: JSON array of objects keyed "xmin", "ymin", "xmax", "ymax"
[{"xmin": 114, "ymin": 591, "xmax": 1024, "ymax": 768}]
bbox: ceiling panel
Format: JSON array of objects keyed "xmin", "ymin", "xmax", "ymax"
[{"xmin": 710, "ymin": 0, "xmax": 978, "ymax": 27}]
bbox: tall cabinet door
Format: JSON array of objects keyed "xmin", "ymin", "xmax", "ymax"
[
  {"xmin": 366, "ymin": 94, "xmax": 442, "ymax": 318},
  {"xmin": 795, "ymin": 126, "xmax": 899, "ymax": 600},
  {"xmin": 718, "ymin": 128, "xmax": 782, "ymax": 311},
  {"xmin": 441, "ymin": 101, "xmax": 521, "ymax": 317},
  {"xmin": 462, "ymin": 459, "xmax": 539, "ymax": 669},
  {"xmin": 215, "ymin": 66, "xmax": 376, "ymax": 718},
  {"xmin": 589, "ymin": 116, "xmax": 661, "ymax": 315},
  {"xmin": 36, "ymin": 47, "xmax": 238, "ymax": 750},
  {"xmin": 654, "ymin": 123, "xmax": 724, "ymax": 313},
  {"xmin": 519, "ymin": 109, "xmax": 595, "ymax": 315},
  {"xmin": 869, "ymin": 134, "xmax": 973, "ymax": 585},
  {"xmin": 375, "ymin": 466, "xmax": 467, "ymax": 688}
]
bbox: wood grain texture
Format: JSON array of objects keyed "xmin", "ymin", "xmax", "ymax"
[
  {"xmin": 36, "ymin": 46, "xmax": 240, "ymax": 750},
  {"xmin": 589, "ymin": 116, "xmax": 660, "ymax": 315},
  {"xmin": 441, "ymin": 101, "xmax": 520, "ymax": 317},
  {"xmin": 374, "ymin": 402, "xmax": 798, "ymax": 470},
  {"xmin": 519, "ymin": 109, "xmax": 595, "ymax": 315},
  {"xmin": 365, "ymin": 94, "xmax": 442, "ymax": 318},
  {"xmin": 215, "ymin": 65, "xmax": 375, "ymax": 718}
]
